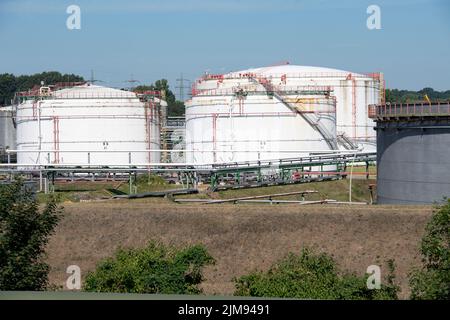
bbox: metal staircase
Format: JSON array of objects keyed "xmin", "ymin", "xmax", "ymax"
[
  {"xmin": 337, "ymin": 131, "xmax": 359, "ymax": 150},
  {"xmin": 248, "ymin": 76, "xmax": 337, "ymax": 149}
]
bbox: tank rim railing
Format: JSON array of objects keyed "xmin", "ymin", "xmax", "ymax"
[
  {"xmin": 199, "ymin": 72, "xmax": 381, "ymax": 82},
  {"xmin": 15, "ymin": 92, "xmax": 142, "ymax": 100},
  {"xmin": 369, "ymin": 101, "xmax": 450, "ymax": 119},
  {"xmin": 192, "ymin": 85, "xmax": 334, "ymax": 97},
  {"xmin": 14, "ymin": 84, "xmax": 163, "ymax": 99},
  {"xmin": 50, "ymin": 81, "xmax": 87, "ymax": 88}
]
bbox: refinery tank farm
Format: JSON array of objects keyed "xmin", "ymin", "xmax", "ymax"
[{"xmin": 1, "ymin": 63, "xmax": 449, "ymax": 204}]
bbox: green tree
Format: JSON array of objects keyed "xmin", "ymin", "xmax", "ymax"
[
  {"xmin": 385, "ymin": 88, "xmax": 450, "ymax": 104},
  {"xmin": 169, "ymin": 100, "xmax": 186, "ymax": 117},
  {"xmin": 0, "ymin": 180, "xmax": 62, "ymax": 290},
  {"xmin": 409, "ymin": 200, "xmax": 450, "ymax": 300},
  {"xmin": 134, "ymin": 79, "xmax": 185, "ymax": 117},
  {"xmin": 0, "ymin": 73, "xmax": 17, "ymax": 106},
  {"xmin": 234, "ymin": 248, "xmax": 398, "ymax": 300},
  {"xmin": 84, "ymin": 241, "xmax": 214, "ymax": 294}
]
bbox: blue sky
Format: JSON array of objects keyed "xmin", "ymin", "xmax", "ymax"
[{"xmin": 0, "ymin": 0, "xmax": 449, "ymax": 98}]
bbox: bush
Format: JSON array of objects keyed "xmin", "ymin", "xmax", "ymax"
[
  {"xmin": 135, "ymin": 174, "xmax": 166, "ymax": 186},
  {"xmin": 84, "ymin": 241, "xmax": 214, "ymax": 294},
  {"xmin": 0, "ymin": 180, "xmax": 62, "ymax": 290},
  {"xmin": 234, "ymin": 248, "xmax": 398, "ymax": 300},
  {"xmin": 409, "ymin": 200, "xmax": 450, "ymax": 300}
]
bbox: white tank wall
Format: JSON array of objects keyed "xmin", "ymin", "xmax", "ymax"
[
  {"xmin": 186, "ymin": 93, "xmax": 336, "ymax": 164},
  {"xmin": 15, "ymin": 85, "xmax": 161, "ymax": 166}
]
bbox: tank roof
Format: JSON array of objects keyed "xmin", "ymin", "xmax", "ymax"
[
  {"xmin": 227, "ymin": 64, "xmax": 367, "ymax": 77},
  {"xmin": 53, "ymin": 84, "xmax": 137, "ymax": 98}
]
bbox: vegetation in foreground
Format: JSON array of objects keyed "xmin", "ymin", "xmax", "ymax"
[
  {"xmin": 0, "ymin": 181, "xmax": 62, "ymax": 290},
  {"xmin": 84, "ymin": 241, "xmax": 215, "ymax": 294},
  {"xmin": 234, "ymin": 248, "xmax": 399, "ymax": 300},
  {"xmin": 409, "ymin": 199, "xmax": 450, "ymax": 300},
  {"xmin": 1, "ymin": 179, "xmax": 449, "ymax": 299}
]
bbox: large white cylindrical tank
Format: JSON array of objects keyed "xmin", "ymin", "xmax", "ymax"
[
  {"xmin": 186, "ymin": 94, "xmax": 336, "ymax": 164},
  {"xmin": 15, "ymin": 84, "xmax": 164, "ymax": 166},
  {"xmin": 186, "ymin": 65, "xmax": 381, "ymax": 164},
  {"xmin": 186, "ymin": 90, "xmax": 337, "ymax": 164},
  {"xmin": 186, "ymin": 65, "xmax": 383, "ymax": 163}
]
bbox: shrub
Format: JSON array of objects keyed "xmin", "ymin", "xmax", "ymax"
[
  {"xmin": 234, "ymin": 248, "xmax": 398, "ymax": 300},
  {"xmin": 84, "ymin": 241, "xmax": 214, "ymax": 294},
  {"xmin": 0, "ymin": 180, "xmax": 62, "ymax": 290},
  {"xmin": 136, "ymin": 174, "xmax": 166, "ymax": 186},
  {"xmin": 409, "ymin": 199, "xmax": 450, "ymax": 300}
]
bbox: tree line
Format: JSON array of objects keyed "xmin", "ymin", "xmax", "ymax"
[
  {"xmin": 0, "ymin": 72, "xmax": 84, "ymax": 106},
  {"xmin": 385, "ymin": 87, "xmax": 450, "ymax": 103}
]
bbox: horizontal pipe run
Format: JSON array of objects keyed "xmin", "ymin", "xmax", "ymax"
[
  {"xmin": 202, "ymin": 191, "xmax": 319, "ymax": 204},
  {"xmin": 6, "ymin": 149, "xmax": 364, "ymax": 154},
  {"xmin": 174, "ymin": 199, "xmax": 331, "ymax": 204},
  {"xmin": 1, "ymin": 153, "xmax": 375, "ymax": 168},
  {"xmin": 0, "ymin": 168, "xmax": 207, "ymax": 173},
  {"xmin": 0, "ymin": 163, "xmax": 211, "ymax": 167},
  {"xmin": 0, "ymin": 162, "xmax": 373, "ymax": 169}
]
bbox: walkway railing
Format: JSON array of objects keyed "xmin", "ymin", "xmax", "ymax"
[{"xmin": 369, "ymin": 102, "xmax": 450, "ymax": 119}]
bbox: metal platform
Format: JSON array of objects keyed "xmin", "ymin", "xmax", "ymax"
[{"xmin": 208, "ymin": 152, "xmax": 375, "ymax": 191}]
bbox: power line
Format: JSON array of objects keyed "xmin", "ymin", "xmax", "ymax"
[{"xmin": 124, "ymin": 73, "xmax": 140, "ymax": 89}]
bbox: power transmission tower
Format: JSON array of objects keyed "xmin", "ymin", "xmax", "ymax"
[
  {"xmin": 88, "ymin": 69, "xmax": 102, "ymax": 84},
  {"xmin": 124, "ymin": 73, "xmax": 140, "ymax": 90},
  {"xmin": 176, "ymin": 73, "xmax": 191, "ymax": 101}
]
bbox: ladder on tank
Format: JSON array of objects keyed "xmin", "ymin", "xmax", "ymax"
[{"xmin": 248, "ymin": 76, "xmax": 337, "ymax": 150}]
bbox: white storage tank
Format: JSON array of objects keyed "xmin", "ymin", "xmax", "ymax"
[
  {"xmin": 14, "ymin": 84, "xmax": 165, "ymax": 166},
  {"xmin": 185, "ymin": 64, "xmax": 382, "ymax": 164}
]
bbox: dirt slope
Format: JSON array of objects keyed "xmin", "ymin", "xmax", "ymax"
[{"xmin": 46, "ymin": 199, "xmax": 431, "ymax": 299}]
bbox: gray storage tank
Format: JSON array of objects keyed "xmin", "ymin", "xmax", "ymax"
[
  {"xmin": 370, "ymin": 102, "xmax": 450, "ymax": 204},
  {"xmin": 0, "ymin": 106, "xmax": 16, "ymax": 150}
]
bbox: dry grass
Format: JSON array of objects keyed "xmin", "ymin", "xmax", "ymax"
[
  {"xmin": 213, "ymin": 178, "xmax": 375, "ymax": 202},
  {"xmin": 46, "ymin": 197, "xmax": 431, "ymax": 299}
]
